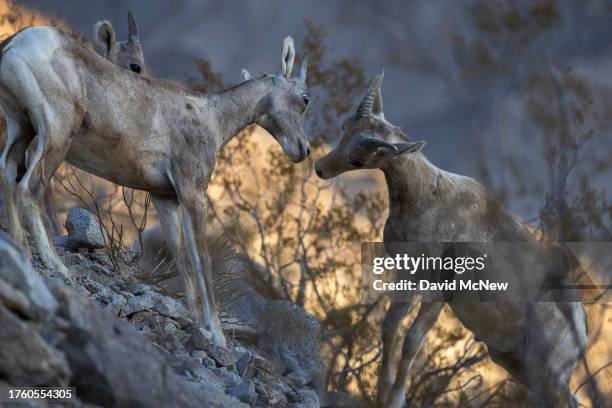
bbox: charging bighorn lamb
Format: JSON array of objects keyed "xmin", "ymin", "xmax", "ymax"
[
  {"xmin": 315, "ymin": 75, "xmax": 587, "ymax": 408},
  {"xmin": 0, "ymin": 27, "xmax": 310, "ymax": 346},
  {"xmin": 0, "ymin": 11, "xmax": 146, "ymax": 233}
]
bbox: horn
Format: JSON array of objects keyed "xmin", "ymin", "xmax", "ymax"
[
  {"xmin": 359, "ymin": 137, "xmax": 398, "ymax": 152},
  {"xmin": 357, "ymin": 74, "xmax": 384, "ymax": 118},
  {"xmin": 298, "ymin": 54, "xmax": 308, "ymax": 82},
  {"xmin": 128, "ymin": 10, "xmax": 139, "ymax": 42},
  {"xmin": 373, "ymin": 70, "xmax": 384, "ymax": 117}
]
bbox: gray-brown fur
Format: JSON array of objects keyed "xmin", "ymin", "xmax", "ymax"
[
  {"xmin": 0, "ymin": 26, "xmax": 309, "ymax": 347},
  {"xmin": 315, "ymin": 74, "xmax": 586, "ymax": 408},
  {"xmin": 0, "ymin": 12, "xmax": 146, "ymax": 234}
]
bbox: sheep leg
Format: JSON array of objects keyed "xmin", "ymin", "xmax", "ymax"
[
  {"xmin": 150, "ymin": 193, "xmax": 193, "ymax": 310},
  {"xmin": 178, "ymin": 187, "xmax": 225, "ymax": 347},
  {"xmin": 384, "ymin": 302, "xmax": 443, "ymax": 408},
  {"xmin": 378, "ymin": 300, "xmax": 413, "ymax": 404},
  {"xmin": 0, "ymin": 115, "xmax": 33, "ymax": 253},
  {"xmin": 16, "ymin": 107, "xmax": 72, "ymax": 276}
]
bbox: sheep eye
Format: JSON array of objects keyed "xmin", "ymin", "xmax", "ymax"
[
  {"xmin": 302, "ymin": 93, "xmax": 310, "ymax": 105},
  {"xmin": 350, "ymin": 159, "xmax": 365, "ymax": 168},
  {"xmin": 130, "ymin": 64, "xmax": 142, "ymax": 73}
]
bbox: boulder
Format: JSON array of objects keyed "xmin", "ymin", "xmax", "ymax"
[
  {"xmin": 0, "ymin": 238, "xmax": 58, "ymax": 320},
  {"xmin": 57, "ymin": 208, "xmax": 107, "ymax": 251},
  {"xmin": 295, "ymin": 388, "xmax": 320, "ymax": 408},
  {"xmin": 226, "ymin": 286, "xmax": 324, "ymax": 392},
  {"xmin": 120, "ymin": 289, "xmax": 191, "ymax": 321},
  {"xmin": 0, "ymin": 303, "xmax": 70, "ymax": 386},
  {"xmin": 208, "ymin": 345, "xmax": 236, "ymax": 368}
]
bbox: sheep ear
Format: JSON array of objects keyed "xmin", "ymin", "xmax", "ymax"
[
  {"xmin": 93, "ymin": 20, "xmax": 116, "ymax": 56},
  {"xmin": 241, "ymin": 68, "xmax": 252, "ymax": 81},
  {"xmin": 394, "ymin": 141, "xmax": 426, "ymax": 155},
  {"xmin": 359, "ymin": 137, "xmax": 398, "ymax": 153},
  {"xmin": 280, "ymin": 36, "xmax": 296, "ymax": 78}
]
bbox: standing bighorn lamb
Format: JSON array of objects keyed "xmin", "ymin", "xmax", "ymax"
[
  {"xmin": 0, "ymin": 11, "xmax": 146, "ymax": 233},
  {"xmin": 0, "ymin": 26, "xmax": 309, "ymax": 346},
  {"xmin": 315, "ymin": 75, "xmax": 587, "ymax": 408}
]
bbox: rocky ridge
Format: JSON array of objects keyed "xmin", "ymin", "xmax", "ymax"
[{"xmin": 0, "ymin": 210, "xmax": 324, "ymax": 408}]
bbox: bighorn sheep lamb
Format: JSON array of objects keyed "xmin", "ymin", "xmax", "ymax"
[
  {"xmin": 92, "ymin": 10, "xmax": 145, "ymax": 75},
  {"xmin": 0, "ymin": 11, "xmax": 146, "ymax": 233},
  {"xmin": 315, "ymin": 74, "xmax": 587, "ymax": 408},
  {"xmin": 0, "ymin": 26, "xmax": 310, "ymax": 346}
]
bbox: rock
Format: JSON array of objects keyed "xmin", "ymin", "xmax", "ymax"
[
  {"xmin": 102, "ymin": 294, "xmax": 127, "ymax": 316},
  {"xmin": 223, "ymin": 318, "xmax": 258, "ymax": 341},
  {"xmin": 190, "ymin": 350, "xmax": 208, "ymax": 360},
  {"xmin": 0, "ymin": 303, "xmax": 70, "ymax": 386},
  {"xmin": 208, "ymin": 345, "xmax": 235, "ymax": 367},
  {"xmin": 226, "ymin": 286, "xmax": 324, "ymax": 391},
  {"xmin": 287, "ymin": 369, "xmax": 311, "ymax": 387},
  {"xmin": 0, "ymin": 239, "xmax": 58, "ymax": 320},
  {"xmin": 120, "ymin": 290, "xmax": 191, "ymax": 320},
  {"xmin": 189, "ymin": 327, "xmax": 213, "ymax": 350},
  {"xmin": 229, "ymin": 380, "xmax": 257, "ymax": 405},
  {"xmin": 254, "ymin": 378, "xmax": 289, "ymax": 407},
  {"xmin": 1, "ymin": 227, "xmax": 325, "ymax": 407},
  {"xmin": 211, "ymin": 366, "xmax": 241, "ymax": 389},
  {"xmin": 127, "ymin": 311, "xmax": 189, "ymax": 353},
  {"xmin": 202, "ymin": 356, "xmax": 217, "ymax": 368},
  {"xmin": 236, "ymin": 352, "xmax": 274, "ymax": 381},
  {"xmin": 125, "ymin": 282, "xmax": 152, "ymax": 295},
  {"xmin": 60, "ymin": 208, "xmax": 107, "ymax": 250},
  {"xmin": 235, "ymin": 350, "xmax": 253, "ymax": 377},
  {"xmin": 295, "ymin": 388, "xmax": 320, "ymax": 408},
  {"xmin": 53, "ymin": 287, "xmax": 246, "ymax": 408}
]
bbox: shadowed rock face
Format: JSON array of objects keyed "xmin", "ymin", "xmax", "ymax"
[
  {"xmin": 226, "ymin": 289, "xmax": 324, "ymax": 393},
  {"xmin": 0, "ymin": 303, "xmax": 70, "ymax": 386},
  {"xmin": 0, "ymin": 239, "xmax": 58, "ymax": 320},
  {"xmin": 53, "ymin": 286, "xmax": 246, "ymax": 408},
  {"xmin": 0, "ymin": 238, "xmax": 246, "ymax": 408},
  {"xmin": 0, "ymin": 235, "xmax": 324, "ymax": 407}
]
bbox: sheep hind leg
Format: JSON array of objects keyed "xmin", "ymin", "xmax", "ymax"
[
  {"xmin": 0, "ymin": 115, "xmax": 34, "ymax": 254},
  {"xmin": 16, "ymin": 108, "xmax": 72, "ymax": 276},
  {"xmin": 150, "ymin": 193, "xmax": 196, "ymax": 313},
  {"xmin": 179, "ymin": 190, "xmax": 225, "ymax": 347}
]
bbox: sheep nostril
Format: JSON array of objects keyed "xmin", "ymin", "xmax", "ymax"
[{"xmin": 306, "ymin": 146, "xmax": 311, "ymax": 156}]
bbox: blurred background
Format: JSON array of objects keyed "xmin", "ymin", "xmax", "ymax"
[
  {"xmin": 13, "ymin": 0, "xmax": 612, "ymax": 219},
  {"xmin": 1, "ymin": 0, "xmax": 611, "ymax": 406}
]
